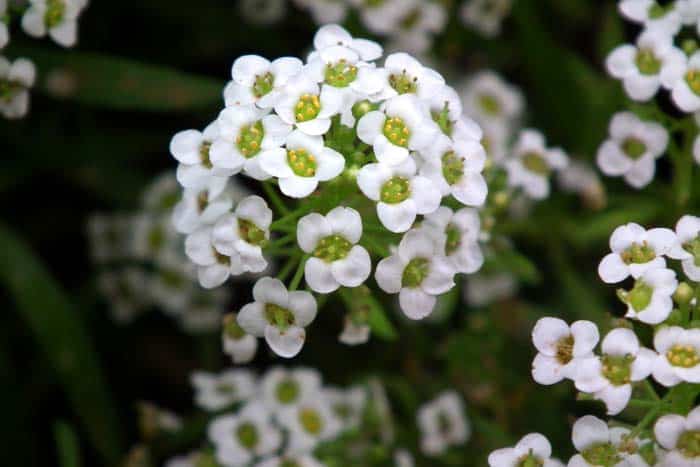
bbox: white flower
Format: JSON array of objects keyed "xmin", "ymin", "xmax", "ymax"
[
  {"xmin": 417, "ymin": 391, "xmax": 470, "ymax": 456},
  {"xmin": 293, "ymin": 0, "xmax": 347, "ymax": 25},
  {"xmin": 422, "ymin": 207, "xmax": 484, "ymax": 274},
  {"xmin": 428, "ymin": 83, "xmax": 484, "ymax": 142},
  {"xmin": 277, "ymin": 397, "xmax": 342, "ymax": 454},
  {"xmin": 358, "ymin": 93, "xmax": 438, "ymax": 165},
  {"xmin": 172, "ymin": 177, "xmax": 231, "ymax": 234},
  {"xmin": 191, "ymin": 369, "xmax": 256, "ymax": 411},
  {"xmin": 357, "ymin": 157, "xmax": 441, "ymax": 233},
  {"xmin": 22, "ymin": 0, "xmax": 88, "ymax": 47},
  {"xmin": 668, "ymin": 215, "xmax": 700, "ymax": 280},
  {"xmin": 130, "ymin": 213, "xmax": 178, "ymax": 261},
  {"xmin": 239, "ymin": 0, "xmax": 286, "ymax": 26},
  {"xmin": 678, "ymin": 0, "xmax": 700, "ymax": 26},
  {"xmin": 505, "ymin": 129, "xmax": 568, "ymax": 200},
  {"xmin": 654, "ymin": 406, "xmax": 700, "ymax": 466},
  {"xmin": 259, "ymin": 130, "xmax": 345, "ymax": 198},
  {"xmin": 376, "ymin": 52, "xmax": 445, "ymax": 101},
  {"xmin": 605, "ymin": 28, "xmax": 685, "ymax": 102},
  {"xmin": 460, "ymin": 0, "xmax": 513, "ymax": 38},
  {"xmin": 261, "ymin": 366, "xmax": 322, "ymax": 411},
  {"xmin": 596, "ymin": 112, "xmax": 668, "ymax": 189},
  {"xmin": 224, "ymin": 55, "xmax": 303, "ymax": 108},
  {"xmin": 598, "ymin": 222, "xmax": 676, "ymax": 283},
  {"xmin": 375, "ymin": 229, "xmax": 455, "ymax": 319},
  {"xmin": 185, "ymin": 226, "xmax": 244, "ymax": 288},
  {"xmin": 170, "ymin": 122, "xmax": 225, "ymax": 189},
  {"xmin": 480, "ymin": 121, "xmax": 510, "ymax": 164},
  {"xmin": 666, "ymin": 51, "xmax": 700, "ymax": 113},
  {"xmin": 394, "ymin": 449, "xmax": 415, "ymax": 467},
  {"xmin": 386, "ymin": 1, "xmax": 447, "ymax": 55},
  {"xmin": 296, "ymin": 207, "xmax": 371, "ymax": 293},
  {"xmin": 460, "ymin": 70, "xmax": 523, "ymax": 130},
  {"xmin": 212, "ymin": 195, "xmax": 271, "ymax": 274},
  {"xmin": 569, "ymin": 416, "xmax": 650, "ymax": 467},
  {"xmin": 208, "ymin": 401, "xmax": 282, "ymax": 467},
  {"xmin": 0, "ymin": 56, "xmax": 35, "ymax": 119},
  {"xmin": 618, "ymin": 268, "xmax": 677, "ymax": 324},
  {"xmin": 651, "ymin": 326, "xmax": 700, "ymax": 386},
  {"xmin": 148, "ymin": 253, "xmax": 196, "ymax": 313},
  {"xmin": 312, "ymin": 24, "xmax": 383, "ymax": 62},
  {"xmin": 0, "ymin": 0, "xmax": 9, "ymax": 49},
  {"xmin": 419, "ymin": 134, "xmax": 487, "ymax": 207},
  {"xmin": 573, "ymin": 328, "xmax": 655, "ymax": 415},
  {"xmin": 256, "ymin": 454, "xmax": 325, "ymax": 467},
  {"xmin": 619, "ymin": 0, "xmax": 682, "ymax": 34},
  {"xmin": 530, "ymin": 317, "xmax": 599, "ymax": 386},
  {"xmin": 338, "ymin": 316, "xmax": 370, "ymax": 345},
  {"xmin": 489, "ymin": 433, "xmax": 561, "ymax": 467},
  {"xmin": 210, "ymin": 105, "xmax": 292, "ymax": 180},
  {"xmin": 348, "ymin": 0, "xmax": 405, "ymax": 36},
  {"xmin": 274, "ymin": 74, "xmax": 342, "ymax": 135},
  {"xmin": 238, "ymin": 277, "xmax": 317, "ymax": 358},
  {"xmin": 222, "ymin": 313, "xmax": 258, "ymax": 364},
  {"xmin": 323, "ymin": 385, "xmax": 366, "ymax": 431}
]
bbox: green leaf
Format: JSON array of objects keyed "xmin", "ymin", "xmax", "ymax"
[
  {"xmin": 486, "ymin": 248, "xmax": 541, "ymax": 285},
  {"xmin": 8, "ymin": 43, "xmax": 224, "ymax": 112},
  {"xmin": 0, "ymin": 223, "xmax": 124, "ymax": 464},
  {"xmin": 54, "ymin": 421, "xmax": 82, "ymax": 467}
]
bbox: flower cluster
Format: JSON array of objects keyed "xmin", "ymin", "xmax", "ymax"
[
  {"xmin": 88, "ymin": 172, "xmax": 234, "ymax": 333},
  {"xmin": 489, "ymin": 216, "xmax": 700, "ymax": 466},
  {"xmin": 170, "ymin": 24, "xmax": 491, "ymax": 358},
  {"xmin": 0, "ymin": 0, "xmax": 89, "ymax": 119},
  {"xmin": 164, "ymin": 367, "xmax": 470, "ymax": 467},
  {"xmin": 599, "ymin": 0, "xmax": 700, "ymax": 188}
]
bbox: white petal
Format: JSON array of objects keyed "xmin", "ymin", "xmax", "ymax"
[
  {"xmin": 356, "ymin": 111, "xmax": 385, "ymax": 144},
  {"xmin": 598, "ymin": 253, "xmax": 629, "ymax": 283},
  {"xmin": 326, "ymin": 206, "xmax": 362, "ymax": 243},
  {"xmin": 253, "ymin": 277, "xmax": 289, "ymax": 306},
  {"xmin": 571, "ymin": 321, "xmax": 600, "ymax": 356},
  {"xmin": 654, "ymin": 414, "xmax": 686, "ymax": 449},
  {"xmin": 265, "ymin": 325, "xmax": 305, "ymax": 358},
  {"xmin": 238, "ymin": 302, "xmax": 267, "ymax": 336},
  {"xmin": 602, "ymin": 328, "xmax": 639, "ymax": 356},
  {"xmin": 259, "ymin": 148, "xmax": 294, "ymax": 178},
  {"xmin": 375, "ymin": 254, "xmax": 404, "ymax": 293},
  {"xmin": 49, "ymin": 19, "xmax": 78, "ymax": 47},
  {"xmin": 399, "ymin": 287, "xmax": 436, "ymax": 320},
  {"xmin": 305, "ymin": 258, "xmax": 340, "ymax": 293},
  {"xmin": 316, "ymin": 148, "xmax": 345, "ymax": 181},
  {"xmin": 288, "ymin": 291, "xmax": 317, "ymax": 327},
  {"xmin": 571, "ymin": 415, "xmax": 609, "ymax": 451},
  {"xmin": 377, "ymin": 201, "xmax": 417, "ymax": 233},
  {"xmin": 532, "ymin": 317, "xmax": 570, "ymax": 355},
  {"xmin": 232, "ymin": 55, "xmax": 270, "ymax": 85},
  {"xmin": 532, "ymin": 354, "xmax": 566, "ymax": 385},
  {"xmin": 297, "ymin": 213, "xmax": 332, "ymax": 253},
  {"xmin": 279, "ymin": 176, "xmax": 318, "ymax": 198},
  {"xmin": 331, "ymin": 246, "xmax": 371, "ymax": 287},
  {"xmin": 595, "ymin": 384, "xmax": 631, "ymax": 415}
]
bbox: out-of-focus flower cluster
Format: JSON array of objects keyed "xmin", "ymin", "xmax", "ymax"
[
  {"xmin": 1, "ymin": 0, "xmax": 89, "ymax": 119},
  {"xmin": 153, "ymin": 366, "xmax": 470, "ymax": 467}
]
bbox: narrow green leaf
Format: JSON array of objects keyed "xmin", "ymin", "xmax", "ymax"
[
  {"xmin": 0, "ymin": 223, "xmax": 123, "ymax": 464},
  {"xmin": 486, "ymin": 249, "xmax": 541, "ymax": 285},
  {"xmin": 54, "ymin": 421, "xmax": 82, "ymax": 467},
  {"xmin": 8, "ymin": 44, "xmax": 224, "ymax": 112}
]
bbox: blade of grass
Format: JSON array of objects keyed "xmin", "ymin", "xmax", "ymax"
[{"xmin": 54, "ymin": 421, "xmax": 82, "ymax": 467}]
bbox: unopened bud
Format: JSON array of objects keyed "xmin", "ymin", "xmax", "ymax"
[{"xmin": 674, "ymin": 282, "xmax": 694, "ymax": 305}]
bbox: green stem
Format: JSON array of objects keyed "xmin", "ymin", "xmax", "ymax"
[
  {"xmin": 277, "ymin": 257, "xmax": 299, "ymax": 282},
  {"xmin": 288, "ymin": 255, "xmax": 309, "ymax": 291},
  {"xmin": 269, "ymin": 233, "xmax": 295, "ymax": 247},
  {"xmin": 629, "ymin": 404, "xmax": 662, "ymax": 438},
  {"xmin": 643, "ymin": 379, "xmax": 660, "ymax": 401},
  {"xmin": 262, "ymin": 181, "xmax": 291, "ymax": 215}
]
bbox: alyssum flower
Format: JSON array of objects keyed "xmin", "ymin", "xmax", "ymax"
[
  {"xmin": 651, "ymin": 326, "xmax": 700, "ymax": 386},
  {"xmin": 421, "ymin": 206, "xmax": 484, "ymax": 274},
  {"xmin": 417, "ymin": 391, "xmax": 470, "ymax": 456},
  {"xmin": 654, "ymin": 405, "xmax": 700, "ymax": 466},
  {"xmin": 505, "ymin": 129, "xmax": 568, "ymax": 200},
  {"xmin": 191, "ymin": 369, "xmax": 256, "ymax": 411},
  {"xmin": 617, "ymin": 267, "xmax": 677, "ymax": 324},
  {"xmin": 668, "ymin": 215, "xmax": 700, "ymax": 281},
  {"xmin": 22, "ymin": 0, "xmax": 89, "ymax": 48},
  {"xmin": 488, "ymin": 433, "xmax": 562, "ymax": 467},
  {"xmin": 224, "ymin": 54, "xmax": 303, "ymax": 108},
  {"xmin": 0, "ymin": 56, "xmax": 36, "ymax": 119}
]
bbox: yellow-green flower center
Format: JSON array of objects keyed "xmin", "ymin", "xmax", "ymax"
[
  {"xmin": 601, "ymin": 354, "xmax": 634, "ymax": 386},
  {"xmin": 635, "ymin": 49, "xmax": 661, "ymax": 76},
  {"xmin": 677, "ymin": 430, "xmax": 700, "ymax": 458},
  {"xmin": 686, "ymin": 70, "xmax": 700, "ymax": 96},
  {"xmin": 555, "ymin": 335, "xmax": 574, "ymax": 365},
  {"xmin": 313, "ymin": 234, "xmax": 352, "ymax": 262},
  {"xmin": 666, "ymin": 344, "xmax": 700, "ymax": 368},
  {"xmin": 517, "ymin": 453, "xmax": 544, "ymax": 467},
  {"xmin": 324, "ymin": 60, "xmax": 358, "ymax": 87},
  {"xmin": 388, "ymin": 72, "xmax": 417, "ymax": 94},
  {"xmin": 275, "ymin": 378, "xmax": 300, "ymax": 404},
  {"xmin": 380, "ymin": 176, "xmax": 410, "ymax": 204},
  {"xmin": 383, "ymin": 116, "xmax": 410, "ymax": 147},
  {"xmin": 299, "ymin": 408, "xmax": 323, "ymax": 435},
  {"xmin": 621, "ymin": 242, "xmax": 656, "ymax": 264},
  {"xmin": 295, "ymin": 93, "xmax": 321, "ymax": 122},
  {"xmin": 648, "ymin": 2, "xmax": 672, "ymax": 19},
  {"xmin": 235, "ymin": 422, "xmax": 259, "ymax": 449},
  {"xmin": 147, "ymin": 225, "xmax": 166, "ymax": 252},
  {"xmin": 621, "ymin": 137, "xmax": 646, "ymax": 160},
  {"xmin": 197, "ymin": 191, "xmax": 209, "ymax": 213},
  {"xmin": 223, "ymin": 314, "xmax": 247, "ymax": 340},
  {"xmin": 402, "ymin": 258, "xmax": 430, "ymax": 288},
  {"xmin": 264, "ymin": 303, "xmax": 295, "ymax": 331},
  {"xmin": 522, "ymin": 152, "xmax": 550, "ymax": 175},
  {"xmin": 287, "ymin": 148, "xmax": 317, "ymax": 177},
  {"xmin": 214, "ymin": 249, "xmax": 230, "ymax": 265},
  {"xmin": 432, "ymin": 104, "xmax": 453, "ymax": 136},
  {"xmin": 236, "ymin": 121, "xmax": 264, "ymax": 158},
  {"xmin": 215, "ymin": 382, "xmax": 236, "ymax": 394},
  {"xmin": 0, "ymin": 79, "xmax": 23, "ymax": 103},
  {"xmin": 442, "ymin": 151, "xmax": 465, "ymax": 185},
  {"xmin": 199, "ymin": 141, "xmax": 213, "ymax": 169},
  {"xmin": 623, "ymin": 280, "xmax": 653, "ymax": 312},
  {"xmin": 445, "ymin": 224, "xmax": 461, "ymax": 255},
  {"xmin": 683, "ymin": 237, "xmax": 700, "ymax": 266},
  {"xmin": 238, "ymin": 218, "xmax": 267, "ymax": 247},
  {"xmin": 45, "ymin": 0, "xmax": 66, "ymax": 28},
  {"xmin": 194, "ymin": 452, "xmax": 218, "ymax": 467},
  {"xmin": 253, "ymin": 72, "xmax": 274, "ymax": 98},
  {"xmin": 280, "ymin": 460, "xmax": 301, "ymax": 467},
  {"xmin": 581, "ymin": 442, "xmax": 621, "ymax": 466},
  {"xmin": 479, "ymin": 93, "xmax": 501, "ymax": 116}
]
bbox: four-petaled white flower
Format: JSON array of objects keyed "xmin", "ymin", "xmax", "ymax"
[
  {"xmin": 619, "ymin": 0, "xmax": 683, "ymax": 35},
  {"xmin": 238, "ymin": 277, "xmax": 318, "ymax": 358},
  {"xmin": 222, "ymin": 313, "xmax": 258, "ymax": 365},
  {"xmin": 208, "ymin": 401, "xmax": 282, "ymax": 467},
  {"xmin": 22, "ymin": 0, "xmax": 88, "ymax": 47},
  {"xmin": 531, "ymin": 317, "xmax": 599, "ymax": 386},
  {"xmin": 417, "ymin": 391, "xmax": 470, "ymax": 456},
  {"xmin": 606, "ymin": 28, "xmax": 685, "ymax": 101},
  {"xmin": 421, "ymin": 206, "xmax": 484, "ymax": 274},
  {"xmin": 596, "ymin": 112, "xmax": 668, "ymax": 189},
  {"xmin": 668, "ymin": 215, "xmax": 700, "ymax": 281},
  {"xmin": 259, "ymin": 130, "xmax": 345, "ymax": 198},
  {"xmin": 312, "ymin": 24, "xmax": 383, "ymax": 62},
  {"xmin": 358, "ymin": 157, "xmax": 440, "ymax": 233},
  {"xmin": 505, "ymin": 129, "xmax": 568, "ymax": 200},
  {"xmin": 191, "ymin": 369, "xmax": 256, "ymax": 411},
  {"xmin": 460, "ymin": 70, "xmax": 523, "ymax": 131},
  {"xmin": 277, "ymin": 397, "xmax": 342, "ymax": 454},
  {"xmin": 573, "ymin": 328, "xmax": 656, "ymax": 415},
  {"xmin": 185, "ymin": 226, "xmax": 244, "ymax": 288},
  {"xmin": 489, "ymin": 433, "xmax": 562, "ymax": 467},
  {"xmin": 261, "ymin": 366, "xmax": 322, "ymax": 411},
  {"xmin": 224, "ymin": 55, "xmax": 303, "ymax": 108},
  {"xmin": 274, "ymin": 75, "xmax": 342, "ymax": 135},
  {"xmin": 652, "ymin": 326, "xmax": 700, "ymax": 386},
  {"xmin": 0, "ymin": 56, "xmax": 36, "ymax": 119},
  {"xmin": 376, "ymin": 52, "xmax": 445, "ymax": 101},
  {"xmin": 323, "ymin": 385, "xmax": 366, "ymax": 431},
  {"xmin": 654, "ymin": 405, "xmax": 700, "ymax": 466},
  {"xmin": 170, "ymin": 121, "xmax": 227, "ymax": 189},
  {"xmin": 618, "ymin": 267, "xmax": 677, "ymax": 324},
  {"xmin": 375, "ymin": 229, "xmax": 455, "ymax": 319},
  {"xmin": 598, "ymin": 222, "xmax": 676, "ymax": 283},
  {"xmin": 569, "ymin": 415, "xmax": 648, "ymax": 467},
  {"xmin": 212, "ymin": 195, "xmax": 272, "ymax": 274},
  {"xmin": 172, "ymin": 177, "xmax": 231, "ymax": 234},
  {"xmin": 296, "ymin": 206, "xmax": 371, "ymax": 293}
]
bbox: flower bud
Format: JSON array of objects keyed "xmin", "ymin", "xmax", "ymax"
[{"xmin": 674, "ymin": 282, "xmax": 694, "ymax": 306}]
